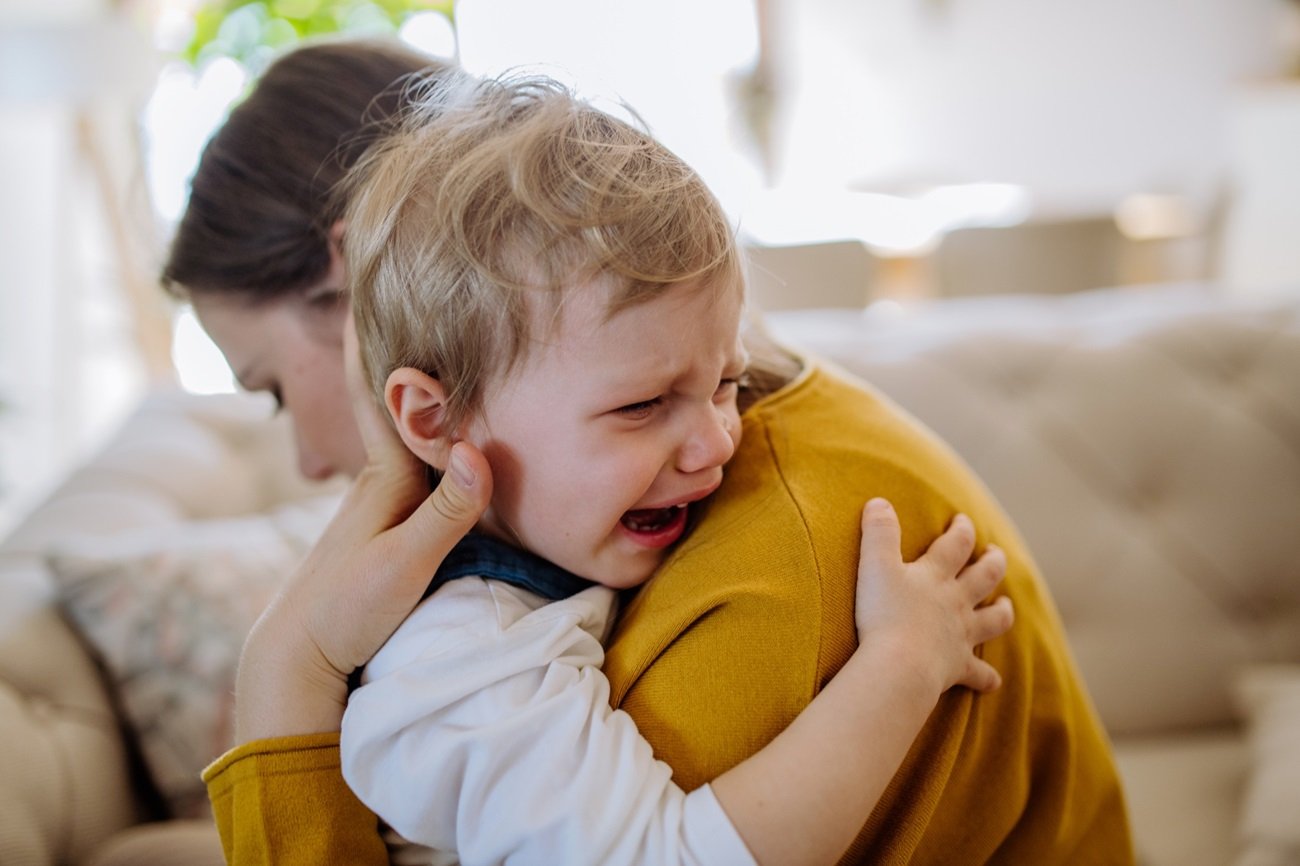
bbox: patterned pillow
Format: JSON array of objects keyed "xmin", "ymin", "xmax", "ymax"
[{"xmin": 48, "ymin": 494, "xmax": 338, "ymax": 818}]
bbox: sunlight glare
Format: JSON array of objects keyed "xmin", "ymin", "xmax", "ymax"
[
  {"xmin": 400, "ymin": 11, "xmax": 456, "ymax": 58},
  {"xmin": 172, "ymin": 308, "xmax": 236, "ymax": 395}
]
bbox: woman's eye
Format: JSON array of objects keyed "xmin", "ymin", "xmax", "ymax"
[
  {"xmin": 309, "ymin": 287, "xmax": 347, "ymax": 309},
  {"xmin": 616, "ymin": 397, "xmax": 662, "ymax": 419}
]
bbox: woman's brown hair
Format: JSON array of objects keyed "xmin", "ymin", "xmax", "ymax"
[{"xmin": 160, "ymin": 38, "xmax": 451, "ymax": 304}]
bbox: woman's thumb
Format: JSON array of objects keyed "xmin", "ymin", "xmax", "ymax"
[{"xmin": 414, "ymin": 441, "xmax": 493, "ymax": 535}]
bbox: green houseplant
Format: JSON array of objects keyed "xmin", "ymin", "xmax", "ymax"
[{"xmin": 183, "ymin": 0, "xmax": 455, "ymax": 72}]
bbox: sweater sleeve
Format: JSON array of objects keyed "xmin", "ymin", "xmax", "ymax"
[
  {"xmin": 203, "ymin": 732, "xmax": 388, "ymax": 866},
  {"xmin": 340, "ymin": 578, "xmax": 755, "ymax": 866}
]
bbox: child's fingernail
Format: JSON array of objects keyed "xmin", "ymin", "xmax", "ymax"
[
  {"xmin": 867, "ymin": 498, "xmax": 892, "ymax": 512},
  {"xmin": 449, "ymin": 448, "xmax": 476, "ymax": 488}
]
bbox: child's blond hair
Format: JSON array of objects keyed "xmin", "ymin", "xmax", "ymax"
[{"xmin": 344, "ymin": 70, "xmax": 751, "ymax": 432}]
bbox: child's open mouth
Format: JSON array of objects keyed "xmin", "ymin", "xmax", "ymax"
[
  {"xmin": 621, "ymin": 506, "xmax": 682, "ymax": 532},
  {"xmin": 619, "ymin": 505, "xmax": 689, "ymax": 549}
]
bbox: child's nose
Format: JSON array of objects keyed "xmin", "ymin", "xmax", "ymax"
[{"xmin": 677, "ymin": 408, "xmax": 737, "ymax": 474}]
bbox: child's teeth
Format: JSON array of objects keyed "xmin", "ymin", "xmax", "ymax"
[{"xmin": 622, "ymin": 505, "xmax": 681, "ymax": 532}]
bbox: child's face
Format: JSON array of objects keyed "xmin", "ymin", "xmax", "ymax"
[{"xmin": 466, "ymin": 278, "xmax": 747, "ymax": 589}]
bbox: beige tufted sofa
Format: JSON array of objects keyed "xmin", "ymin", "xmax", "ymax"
[{"xmin": 1, "ymin": 282, "xmax": 1298, "ymax": 866}]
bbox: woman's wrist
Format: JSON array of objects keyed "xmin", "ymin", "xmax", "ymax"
[{"xmin": 234, "ymin": 608, "xmax": 351, "ymax": 742}]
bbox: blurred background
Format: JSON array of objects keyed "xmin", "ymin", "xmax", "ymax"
[{"xmin": 2, "ymin": 0, "xmax": 1299, "ymax": 534}]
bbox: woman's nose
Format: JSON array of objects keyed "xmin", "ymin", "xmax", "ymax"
[
  {"xmin": 677, "ymin": 408, "xmax": 737, "ymax": 474},
  {"xmin": 297, "ymin": 446, "xmax": 338, "ymax": 482},
  {"xmin": 295, "ymin": 427, "xmax": 338, "ymax": 481}
]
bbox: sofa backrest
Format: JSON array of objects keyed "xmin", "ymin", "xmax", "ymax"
[{"xmin": 766, "ymin": 283, "xmax": 1300, "ymax": 737}]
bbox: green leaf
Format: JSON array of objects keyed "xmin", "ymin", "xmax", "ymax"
[{"xmin": 179, "ymin": 0, "xmax": 456, "ymax": 70}]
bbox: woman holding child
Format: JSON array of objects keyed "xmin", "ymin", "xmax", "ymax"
[{"xmin": 166, "ymin": 39, "xmax": 1132, "ymax": 864}]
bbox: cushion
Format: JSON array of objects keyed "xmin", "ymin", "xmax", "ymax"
[
  {"xmin": 48, "ymin": 494, "xmax": 339, "ymax": 818},
  {"xmin": 85, "ymin": 819, "xmax": 224, "ymax": 866},
  {"xmin": 766, "ymin": 288, "xmax": 1300, "ymax": 737},
  {"xmin": 1233, "ymin": 664, "xmax": 1300, "ymax": 866},
  {"xmin": 1111, "ymin": 730, "xmax": 1247, "ymax": 866}
]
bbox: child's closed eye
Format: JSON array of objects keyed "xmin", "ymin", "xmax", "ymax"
[{"xmin": 616, "ymin": 397, "xmax": 663, "ymax": 419}]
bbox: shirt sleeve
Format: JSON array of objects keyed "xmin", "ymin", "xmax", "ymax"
[
  {"xmin": 340, "ymin": 578, "xmax": 755, "ymax": 866},
  {"xmin": 204, "ymin": 732, "xmax": 389, "ymax": 866}
]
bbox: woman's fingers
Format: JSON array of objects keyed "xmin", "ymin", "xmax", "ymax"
[
  {"xmin": 237, "ymin": 442, "xmax": 493, "ymax": 742},
  {"xmin": 335, "ymin": 442, "xmax": 490, "ymax": 666},
  {"xmin": 386, "ymin": 442, "xmax": 493, "ymax": 569},
  {"xmin": 235, "ymin": 315, "xmax": 493, "ymax": 744}
]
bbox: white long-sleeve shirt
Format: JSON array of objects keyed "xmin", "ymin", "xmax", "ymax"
[{"xmin": 340, "ymin": 576, "xmax": 756, "ymax": 866}]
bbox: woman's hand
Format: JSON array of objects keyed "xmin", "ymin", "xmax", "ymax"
[
  {"xmin": 854, "ymin": 499, "xmax": 1014, "ymax": 700},
  {"xmin": 233, "ymin": 314, "xmax": 492, "ymax": 742}
]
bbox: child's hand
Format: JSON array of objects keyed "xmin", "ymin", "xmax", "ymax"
[{"xmin": 854, "ymin": 498, "xmax": 1014, "ymax": 698}]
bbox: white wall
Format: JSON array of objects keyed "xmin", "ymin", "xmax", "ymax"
[
  {"xmin": 774, "ymin": 0, "xmax": 1289, "ymax": 213},
  {"xmin": 455, "ymin": 0, "xmax": 765, "ymax": 217},
  {"xmin": 0, "ymin": 15, "xmax": 158, "ymax": 536}
]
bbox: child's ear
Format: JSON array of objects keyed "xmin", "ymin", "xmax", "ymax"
[{"xmin": 385, "ymin": 367, "xmax": 455, "ymax": 470}]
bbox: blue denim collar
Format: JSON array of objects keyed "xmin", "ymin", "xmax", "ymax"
[{"xmin": 427, "ymin": 532, "xmax": 595, "ymax": 602}]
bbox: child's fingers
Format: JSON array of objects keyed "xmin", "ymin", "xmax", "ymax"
[
  {"xmin": 957, "ymin": 658, "xmax": 1004, "ymax": 693},
  {"xmin": 859, "ymin": 498, "xmax": 903, "ymax": 573},
  {"xmin": 919, "ymin": 512, "xmax": 977, "ymax": 573},
  {"xmin": 959, "ymin": 544, "xmax": 1008, "ymax": 601},
  {"xmin": 970, "ymin": 595, "xmax": 1015, "ymax": 645}
]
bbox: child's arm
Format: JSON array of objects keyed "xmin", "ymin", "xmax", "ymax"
[
  {"xmin": 341, "ymin": 498, "xmax": 1010, "ymax": 866},
  {"xmin": 710, "ymin": 498, "xmax": 1013, "ymax": 865}
]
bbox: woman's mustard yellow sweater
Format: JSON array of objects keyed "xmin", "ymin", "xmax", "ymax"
[{"xmin": 205, "ymin": 362, "xmax": 1133, "ymax": 865}]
